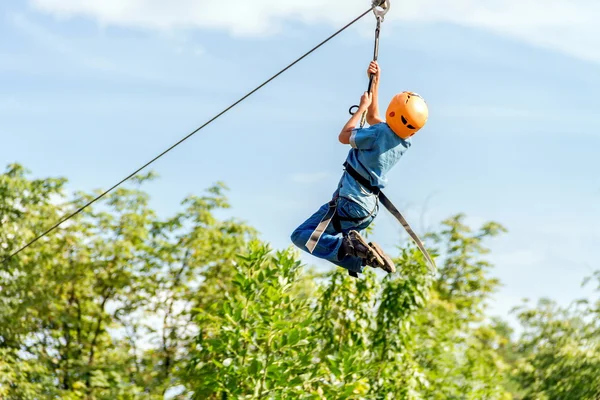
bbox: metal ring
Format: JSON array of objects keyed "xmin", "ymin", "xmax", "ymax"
[{"xmin": 372, "ymin": 0, "xmax": 390, "ymax": 20}]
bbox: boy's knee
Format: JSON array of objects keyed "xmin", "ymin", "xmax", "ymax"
[{"xmin": 290, "ymin": 228, "xmax": 303, "ymax": 248}]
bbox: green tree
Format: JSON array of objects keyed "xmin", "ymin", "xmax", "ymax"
[
  {"xmin": 411, "ymin": 215, "xmax": 511, "ymax": 399},
  {"xmin": 511, "ymin": 271, "xmax": 600, "ymax": 400},
  {"xmin": 10, "ymin": 162, "xmax": 600, "ymax": 400},
  {"xmin": 0, "ymin": 164, "xmax": 253, "ymax": 398},
  {"xmin": 184, "ymin": 243, "xmax": 322, "ymax": 399}
]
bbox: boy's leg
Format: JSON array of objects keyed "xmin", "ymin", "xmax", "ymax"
[
  {"xmin": 290, "ymin": 202, "xmax": 364, "ymax": 274},
  {"xmin": 291, "ymin": 198, "xmax": 389, "ymax": 275}
]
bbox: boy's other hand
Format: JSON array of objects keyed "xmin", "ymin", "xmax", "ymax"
[{"xmin": 359, "ymin": 91, "xmax": 372, "ymax": 109}]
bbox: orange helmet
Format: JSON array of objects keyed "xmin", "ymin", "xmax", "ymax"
[{"xmin": 386, "ymin": 91, "xmax": 429, "ymax": 139}]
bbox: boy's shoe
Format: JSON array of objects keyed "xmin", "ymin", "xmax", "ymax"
[
  {"xmin": 340, "ymin": 230, "xmax": 382, "ymax": 266},
  {"xmin": 341, "ymin": 230, "xmax": 394, "ymax": 274}
]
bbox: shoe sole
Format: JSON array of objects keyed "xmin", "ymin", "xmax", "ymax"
[
  {"xmin": 348, "ymin": 231, "xmax": 384, "ymax": 267},
  {"xmin": 369, "ymin": 242, "xmax": 396, "ymax": 274}
]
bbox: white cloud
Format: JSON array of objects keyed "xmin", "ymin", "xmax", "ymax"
[{"xmin": 28, "ymin": 0, "xmax": 599, "ymax": 62}]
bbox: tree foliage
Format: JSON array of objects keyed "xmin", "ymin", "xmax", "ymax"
[
  {"xmin": 0, "ymin": 164, "xmax": 254, "ymax": 398},
  {"xmin": 1, "ymin": 163, "xmax": 599, "ymax": 399},
  {"xmin": 510, "ymin": 271, "xmax": 600, "ymax": 400}
]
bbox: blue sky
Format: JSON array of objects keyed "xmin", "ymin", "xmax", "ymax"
[{"xmin": 2, "ymin": 0, "xmax": 599, "ymax": 328}]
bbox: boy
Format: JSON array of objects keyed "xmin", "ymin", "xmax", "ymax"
[{"xmin": 290, "ymin": 61, "xmax": 429, "ymax": 277}]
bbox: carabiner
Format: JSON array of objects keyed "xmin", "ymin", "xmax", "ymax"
[{"xmin": 372, "ymin": 0, "xmax": 390, "ymax": 21}]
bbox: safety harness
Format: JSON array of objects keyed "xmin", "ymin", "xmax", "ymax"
[{"xmin": 305, "ymin": 0, "xmax": 436, "ymax": 277}]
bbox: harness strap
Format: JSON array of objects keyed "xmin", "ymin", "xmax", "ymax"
[
  {"xmin": 377, "ymin": 191, "xmax": 436, "ymax": 270},
  {"xmin": 343, "ymin": 161, "xmax": 379, "ymax": 194},
  {"xmin": 305, "ymin": 200, "xmax": 338, "ymax": 254}
]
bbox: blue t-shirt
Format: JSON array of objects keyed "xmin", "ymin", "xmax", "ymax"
[{"xmin": 337, "ymin": 122, "xmax": 411, "ymax": 213}]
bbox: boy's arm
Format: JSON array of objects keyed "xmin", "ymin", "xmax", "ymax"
[
  {"xmin": 366, "ymin": 62, "xmax": 383, "ymax": 125},
  {"xmin": 339, "ymin": 92, "xmax": 371, "ymax": 145}
]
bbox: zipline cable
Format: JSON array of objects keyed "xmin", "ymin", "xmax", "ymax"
[{"xmin": 4, "ymin": 4, "xmax": 382, "ymax": 263}]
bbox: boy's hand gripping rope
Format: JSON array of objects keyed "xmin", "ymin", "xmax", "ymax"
[{"xmin": 349, "ymin": 0, "xmax": 390, "ymax": 127}]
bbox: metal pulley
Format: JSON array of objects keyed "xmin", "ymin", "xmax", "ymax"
[{"xmin": 372, "ymin": 0, "xmax": 390, "ymax": 21}]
